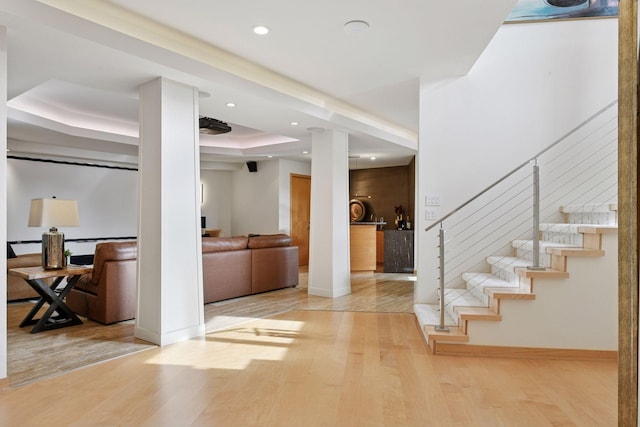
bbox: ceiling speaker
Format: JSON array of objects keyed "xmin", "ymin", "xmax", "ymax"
[{"xmin": 246, "ymin": 161, "xmax": 258, "ymax": 173}]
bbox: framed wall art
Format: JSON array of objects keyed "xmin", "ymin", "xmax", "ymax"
[{"xmin": 505, "ymin": 0, "xmax": 618, "ymax": 23}]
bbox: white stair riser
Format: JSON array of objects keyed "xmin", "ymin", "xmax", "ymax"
[
  {"xmin": 490, "ymin": 265, "xmax": 518, "ymax": 282},
  {"xmin": 443, "ymin": 289, "xmax": 487, "ymax": 322},
  {"xmin": 515, "ymin": 248, "xmax": 551, "ymax": 267},
  {"xmin": 541, "ymin": 231, "xmax": 584, "ymax": 246},
  {"xmin": 486, "ymin": 257, "xmax": 529, "ymax": 283},
  {"xmin": 566, "ymin": 212, "xmax": 616, "ymax": 225}
]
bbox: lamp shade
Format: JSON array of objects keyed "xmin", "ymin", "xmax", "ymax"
[{"xmin": 28, "ymin": 198, "xmax": 80, "ymax": 228}]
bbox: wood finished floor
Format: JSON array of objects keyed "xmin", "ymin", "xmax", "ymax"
[
  {"xmin": 7, "ymin": 269, "xmax": 414, "ymax": 387},
  {"xmin": 2, "ymin": 310, "xmax": 617, "ymax": 426},
  {"xmin": 3, "ymin": 269, "xmax": 617, "ymax": 426}
]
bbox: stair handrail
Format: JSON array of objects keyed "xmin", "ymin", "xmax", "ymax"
[{"xmin": 424, "ymin": 99, "xmax": 618, "ymax": 233}]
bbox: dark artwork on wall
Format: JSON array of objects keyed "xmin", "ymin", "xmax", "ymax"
[{"xmin": 505, "ymin": 0, "xmax": 618, "ymax": 23}]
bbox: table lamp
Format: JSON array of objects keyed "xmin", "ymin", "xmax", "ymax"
[{"xmin": 28, "ymin": 197, "xmax": 80, "ymax": 269}]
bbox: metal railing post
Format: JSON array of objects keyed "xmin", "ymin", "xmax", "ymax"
[
  {"xmin": 529, "ymin": 159, "xmax": 545, "ymax": 270},
  {"xmin": 435, "ymin": 225, "xmax": 449, "ymax": 332}
]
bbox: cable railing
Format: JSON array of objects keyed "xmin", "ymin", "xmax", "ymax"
[{"xmin": 425, "ymin": 100, "xmax": 618, "ymax": 331}]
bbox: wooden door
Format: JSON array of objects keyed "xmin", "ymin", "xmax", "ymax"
[{"xmin": 291, "ymin": 174, "xmax": 311, "ymax": 266}]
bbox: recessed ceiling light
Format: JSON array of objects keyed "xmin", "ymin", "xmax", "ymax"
[
  {"xmin": 370, "ymin": 156, "xmax": 376, "ymax": 160},
  {"xmin": 226, "ymin": 102, "xmax": 236, "ymax": 107},
  {"xmin": 253, "ymin": 25, "xmax": 269, "ymax": 35},
  {"xmin": 290, "ymin": 121, "xmax": 299, "ymax": 126},
  {"xmin": 302, "ymin": 151, "xmax": 309, "ymax": 154},
  {"xmin": 344, "ymin": 20, "xmax": 370, "ymax": 34}
]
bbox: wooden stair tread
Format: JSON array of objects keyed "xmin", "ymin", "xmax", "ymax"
[
  {"xmin": 485, "ymin": 287, "xmax": 535, "ymax": 300},
  {"xmin": 577, "ymin": 225, "xmax": 618, "ymax": 234},
  {"xmin": 455, "ymin": 306, "xmax": 502, "ymax": 321},
  {"xmin": 516, "ymin": 267, "xmax": 569, "ymax": 279},
  {"xmin": 424, "ymin": 326, "xmax": 468, "ymax": 342},
  {"xmin": 547, "ymin": 247, "xmax": 605, "ymax": 257}
]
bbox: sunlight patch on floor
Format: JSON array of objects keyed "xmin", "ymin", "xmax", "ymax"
[{"xmin": 142, "ymin": 318, "xmax": 305, "ymax": 370}]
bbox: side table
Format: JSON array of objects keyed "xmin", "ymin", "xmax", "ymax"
[{"xmin": 8, "ymin": 265, "xmax": 93, "ymax": 333}]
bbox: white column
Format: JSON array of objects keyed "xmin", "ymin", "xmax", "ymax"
[
  {"xmin": 0, "ymin": 26, "xmax": 8, "ymax": 381},
  {"xmin": 135, "ymin": 77, "xmax": 205, "ymax": 346},
  {"xmin": 308, "ymin": 129, "xmax": 351, "ymax": 298}
]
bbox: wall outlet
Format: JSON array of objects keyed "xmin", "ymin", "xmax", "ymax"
[
  {"xmin": 425, "ymin": 194, "xmax": 441, "ymax": 206},
  {"xmin": 425, "ymin": 208, "xmax": 438, "ymax": 220}
]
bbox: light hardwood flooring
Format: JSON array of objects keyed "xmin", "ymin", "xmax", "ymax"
[
  {"xmin": 7, "ymin": 269, "xmax": 414, "ymax": 387},
  {"xmin": 2, "ymin": 269, "xmax": 617, "ymax": 426}
]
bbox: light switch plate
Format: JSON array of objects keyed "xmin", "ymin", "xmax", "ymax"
[
  {"xmin": 425, "ymin": 194, "xmax": 441, "ymax": 206},
  {"xmin": 425, "ymin": 208, "xmax": 438, "ymax": 220}
]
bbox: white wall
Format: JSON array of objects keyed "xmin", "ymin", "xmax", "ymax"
[
  {"xmin": 7, "ymin": 156, "xmax": 308, "ymax": 259},
  {"xmin": 231, "ymin": 159, "xmax": 280, "ymax": 235},
  {"xmin": 416, "ymin": 18, "xmax": 618, "ymax": 302},
  {"xmin": 230, "ymin": 159, "xmax": 311, "ymax": 236},
  {"xmin": 200, "ymin": 169, "xmax": 233, "ymax": 236},
  {"xmin": 7, "ymin": 156, "xmax": 138, "ymax": 256}
]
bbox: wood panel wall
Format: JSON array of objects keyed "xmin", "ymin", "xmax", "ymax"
[{"xmin": 349, "ymin": 161, "xmax": 415, "ymax": 230}]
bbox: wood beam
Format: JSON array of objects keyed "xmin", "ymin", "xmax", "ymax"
[{"xmin": 618, "ymin": 0, "xmax": 639, "ymax": 425}]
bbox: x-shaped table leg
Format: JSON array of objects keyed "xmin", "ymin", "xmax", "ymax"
[{"xmin": 20, "ymin": 275, "xmax": 84, "ymax": 333}]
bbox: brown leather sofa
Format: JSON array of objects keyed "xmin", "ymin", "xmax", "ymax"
[
  {"xmin": 247, "ymin": 234, "xmax": 299, "ymax": 295},
  {"xmin": 7, "ymin": 253, "xmax": 42, "ymax": 301},
  {"xmin": 202, "ymin": 236, "xmax": 252, "ymax": 303},
  {"xmin": 66, "ymin": 235, "xmax": 298, "ymax": 324},
  {"xmin": 65, "ymin": 241, "xmax": 137, "ymax": 324},
  {"xmin": 202, "ymin": 234, "xmax": 299, "ymax": 303}
]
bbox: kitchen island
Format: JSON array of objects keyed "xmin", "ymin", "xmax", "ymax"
[{"xmin": 350, "ymin": 222, "xmax": 385, "ymax": 271}]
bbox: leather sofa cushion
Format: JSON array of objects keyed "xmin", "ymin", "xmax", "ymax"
[
  {"xmin": 248, "ymin": 234, "xmax": 292, "ymax": 249},
  {"xmin": 7, "ymin": 253, "xmax": 44, "ymax": 301},
  {"xmin": 202, "ymin": 236, "xmax": 248, "ymax": 252},
  {"xmin": 202, "ymin": 249, "xmax": 252, "ymax": 303},
  {"xmin": 251, "ymin": 245, "xmax": 298, "ymax": 293},
  {"xmin": 7, "ymin": 253, "xmax": 42, "ymax": 269}
]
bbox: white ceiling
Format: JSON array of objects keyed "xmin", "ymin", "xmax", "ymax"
[{"xmin": 0, "ymin": 0, "xmax": 518, "ymax": 169}]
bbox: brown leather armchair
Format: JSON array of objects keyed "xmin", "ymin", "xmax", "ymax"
[{"xmin": 66, "ymin": 241, "xmax": 137, "ymax": 324}]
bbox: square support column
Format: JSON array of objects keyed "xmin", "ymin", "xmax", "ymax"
[
  {"xmin": 308, "ymin": 130, "xmax": 351, "ymax": 298},
  {"xmin": 135, "ymin": 77, "xmax": 205, "ymax": 346},
  {"xmin": 0, "ymin": 26, "xmax": 8, "ymax": 382}
]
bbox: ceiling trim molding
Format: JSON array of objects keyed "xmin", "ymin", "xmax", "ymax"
[{"xmin": 32, "ymin": 0, "xmax": 417, "ymax": 145}]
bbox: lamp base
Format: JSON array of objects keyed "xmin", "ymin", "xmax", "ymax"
[{"xmin": 42, "ymin": 228, "xmax": 65, "ymax": 270}]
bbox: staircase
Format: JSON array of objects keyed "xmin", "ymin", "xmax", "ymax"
[{"xmin": 415, "ymin": 203, "xmax": 618, "ymax": 357}]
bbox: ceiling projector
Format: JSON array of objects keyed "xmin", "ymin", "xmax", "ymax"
[{"xmin": 199, "ymin": 116, "xmax": 232, "ymax": 135}]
